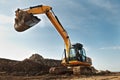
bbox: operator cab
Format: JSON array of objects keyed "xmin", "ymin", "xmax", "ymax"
[
  {"xmin": 69, "ymin": 43, "xmax": 86, "ymax": 62},
  {"xmin": 62, "ymin": 43, "xmax": 92, "ymax": 66}
]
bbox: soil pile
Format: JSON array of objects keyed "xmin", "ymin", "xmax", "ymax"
[
  {"xmin": 12, "ymin": 59, "xmax": 49, "ymax": 76},
  {"xmin": 0, "ymin": 58, "xmax": 17, "ymax": 74},
  {"xmin": 45, "ymin": 59, "xmax": 61, "ymax": 67},
  {"xmin": 29, "ymin": 54, "xmax": 45, "ymax": 65},
  {"xmin": 0, "ymin": 54, "xmax": 61, "ymax": 76},
  {"xmin": 0, "ymin": 54, "xmax": 111, "ymax": 76},
  {"xmin": 29, "ymin": 54, "xmax": 61, "ymax": 67}
]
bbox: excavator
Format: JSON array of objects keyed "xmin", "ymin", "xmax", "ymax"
[{"xmin": 14, "ymin": 5, "xmax": 93, "ymax": 74}]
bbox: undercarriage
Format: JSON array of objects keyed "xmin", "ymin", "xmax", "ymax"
[{"xmin": 49, "ymin": 66, "xmax": 97, "ymax": 75}]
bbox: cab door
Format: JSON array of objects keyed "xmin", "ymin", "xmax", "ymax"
[{"xmin": 78, "ymin": 48, "xmax": 86, "ymax": 62}]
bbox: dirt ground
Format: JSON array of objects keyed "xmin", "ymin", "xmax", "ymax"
[
  {"xmin": 0, "ymin": 54, "xmax": 120, "ymax": 80},
  {"xmin": 0, "ymin": 73, "xmax": 120, "ymax": 80}
]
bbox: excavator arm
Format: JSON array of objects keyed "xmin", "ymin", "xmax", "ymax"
[
  {"xmin": 14, "ymin": 5, "xmax": 92, "ymax": 67},
  {"xmin": 14, "ymin": 5, "xmax": 71, "ymax": 64}
]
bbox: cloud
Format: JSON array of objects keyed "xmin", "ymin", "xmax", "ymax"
[
  {"xmin": 0, "ymin": 40, "xmax": 31, "ymax": 60},
  {"xmin": 89, "ymin": 0, "xmax": 119, "ymax": 14},
  {"xmin": 37, "ymin": 14, "xmax": 51, "ymax": 28},
  {"xmin": 0, "ymin": 14, "xmax": 13, "ymax": 24},
  {"xmin": 100, "ymin": 46, "xmax": 120, "ymax": 50},
  {"xmin": 0, "ymin": 1, "xmax": 7, "ymax": 4},
  {"xmin": 89, "ymin": 0, "xmax": 113, "ymax": 10},
  {"xmin": 0, "ymin": 27, "xmax": 7, "ymax": 36}
]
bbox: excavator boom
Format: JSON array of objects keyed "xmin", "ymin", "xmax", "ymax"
[
  {"xmin": 14, "ymin": 5, "xmax": 92, "ymax": 70},
  {"xmin": 14, "ymin": 5, "xmax": 71, "ymax": 64}
]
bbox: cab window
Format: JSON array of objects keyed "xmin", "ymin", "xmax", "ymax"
[{"xmin": 69, "ymin": 48, "xmax": 76, "ymax": 61}]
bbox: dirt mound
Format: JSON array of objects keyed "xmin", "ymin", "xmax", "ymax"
[
  {"xmin": 0, "ymin": 54, "xmax": 110, "ymax": 76},
  {"xmin": 29, "ymin": 54, "xmax": 45, "ymax": 65},
  {"xmin": 12, "ymin": 59, "xmax": 49, "ymax": 76},
  {"xmin": 45, "ymin": 59, "xmax": 61, "ymax": 67},
  {"xmin": 28, "ymin": 54, "xmax": 61, "ymax": 67},
  {"xmin": 0, "ymin": 54, "xmax": 61, "ymax": 76},
  {"xmin": 0, "ymin": 58, "xmax": 17, "ymax": 73}
]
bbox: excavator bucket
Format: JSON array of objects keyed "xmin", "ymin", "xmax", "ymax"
[{"xmin": 14, "ymin": 9, "xmax": 40, "ymax": 32}]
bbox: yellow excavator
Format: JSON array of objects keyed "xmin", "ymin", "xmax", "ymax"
[{"xmin": 14, "ymin": 5, "xmax": 93, "ymax": 74}]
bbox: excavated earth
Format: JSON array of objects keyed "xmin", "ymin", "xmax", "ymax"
[
  {"xmin": 0, "ymin": 54, "xmax": 120, "ymax": 80},
  {"xmin": 0, "ymin": 54, "xmax": 61, "ymax": 76}
]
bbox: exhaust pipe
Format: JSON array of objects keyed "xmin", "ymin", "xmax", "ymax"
[{"xmin": 14, "ymin": 10, "xmax": 40, "ymax": 32}]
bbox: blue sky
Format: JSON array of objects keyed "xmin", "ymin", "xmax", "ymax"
[{"xmin": 0, "ymin": 0, "xmax": 120, "ymax": 71}]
